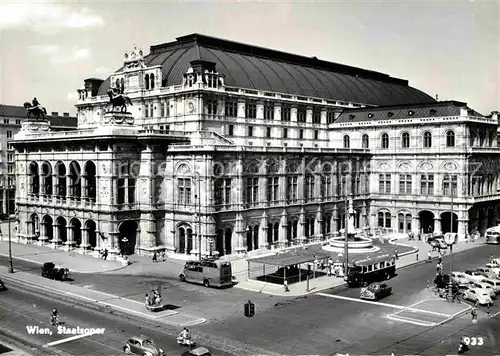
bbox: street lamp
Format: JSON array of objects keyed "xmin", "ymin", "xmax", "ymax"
[
  {"xmin": 445, "ymin": 174, "xmax": 459, "ymax": 301},
  {"xmin": 193, "ymin": 172, "xmax": 202, "ymax": 261}
]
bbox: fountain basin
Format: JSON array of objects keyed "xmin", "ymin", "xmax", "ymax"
[{"xmin": 322, "ymin": 235, "xmax": 380, "ymax": 254}]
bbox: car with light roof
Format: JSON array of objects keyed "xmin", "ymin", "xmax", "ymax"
[
  {"xmin": 123, "ymin": 335, "xmax": 164, "ymax": 356},
  {"xmin": 476, "ymin": 267, "xmax": 498, "ymax": 279},
  {"xmin": 471, "ymin": 282, "xmax": 496, "ymax": 299},
  {"xmin": 462, "ymin": 288, "xmax": 492, "ymax": 305},
  {"xmin": 451, "ymin": 272, "xmax": 469, "ymax": 287},
  {"xmin": 360, "ymin": 283, "xmax": 392, "ymax": 301},
  {"xmin": 485, "ymin": 263, "xmax": 500, "ymax": 276},
  {"xmin": 181, "ymin": 347, "xmax": 212, "ymax": 356},
  {"xmin": 464, "ymin": 270, "xmax": 485, "ymax": 283},
  {"xmin": 481, "ymin": 277, "xmax": 500, "ymax": 294}
]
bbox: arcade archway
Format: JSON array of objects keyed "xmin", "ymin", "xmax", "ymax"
[
  {"xmin": 419, "ymin": 211, "xmax": 434, "ymax": 233},
  {"xmin": 119, "ymin": 220, "xmax": 137, "ymax": 255},
  {"xmin": 440, "ymin": 212, "xmax": 458, "ymax": 234}
]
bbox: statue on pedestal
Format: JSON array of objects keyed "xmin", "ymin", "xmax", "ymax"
[
  {"xmin": 23, "ymin": 97, "xmax": 47, "ymax": 120},
  {"xmin": 106, "ymin": 89, "xmax": 133, "ymax": 113}
]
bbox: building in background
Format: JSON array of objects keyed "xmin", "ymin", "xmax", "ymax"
[
  {"xmin": 11, "ymin": 34, "xmax": 500, "ymax": 260},
  {"xmin": 0, "ymin": 105, "xmax": 77, "ymax": 216}
]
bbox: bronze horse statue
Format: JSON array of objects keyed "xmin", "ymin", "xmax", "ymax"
[
  {"xmin": 24, "ymin": 102, "xmax": 47, "ymax": 120},
  {"xmin": 107, "ymin": 89, "xmax": 133, "ymax": 113}
]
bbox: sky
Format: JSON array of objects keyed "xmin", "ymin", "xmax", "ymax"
[{"xmin": 0, "ymin": 0, "xmax": 498, "ymax": 116}]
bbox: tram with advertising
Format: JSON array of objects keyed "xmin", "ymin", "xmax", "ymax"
[{"xmin": 347, "ymin": 254, "xmax": 397, "ymax": 287}]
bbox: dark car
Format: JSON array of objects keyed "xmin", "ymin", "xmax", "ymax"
[
  {"xmin": 123, "ymin": 335, "xmax": 164, "ymax": 356},
  {"xmin": 41, "ymin": 262, "xmax": 69, "ymax": 281},
  {"xmin": 434, "ymin": 274, "xmax": 460, "ymax": 295},
  {"xmin": 360, "ymin": 283, "xmax": 392, "ymax": 300},
  {"xmin": 0, "ymin": 279, "xmax": 5, "ymax": 291},
  {"xmin": 181, "ymin": 347, "xmax": 212, "ymax": 356}
]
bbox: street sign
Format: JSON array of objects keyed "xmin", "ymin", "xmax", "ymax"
[
  {"xmin": 444, "ymin": 233, "xmax": 457, "ymax": 245},
  {"xmin": 207, "ymin": 237, "xmax": 214, "ymax": 244}
]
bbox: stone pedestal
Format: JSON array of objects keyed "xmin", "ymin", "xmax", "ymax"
[{"xmin": 15, "ymin": 119, "xmax": 51, "ymax": 138}]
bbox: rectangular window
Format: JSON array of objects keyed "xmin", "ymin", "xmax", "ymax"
[
  {"xmin": 399, "ymin": 174, "xmax": 412, "ymax": 194},
  {"xmin": 286, "ymin": 176, "xmax": 298, "ymax": 201},
  {"xmin": 4, "ymin": 119, "xmax": 8, "ymax": 124},
  {"xmin": 6, "ymin": 131, "xmax": 12, "ymax": 139},
  {"xmin": 7, "ymin": 154, "xmax": 13, "ymax": 162},
  {"xmin": 15, "ymin": 119, "xmax": 21, "ymax": 125},
  {"xmin": 420, "ymin": 174, "xmax": 434, "ymax": 195},
  {"xmin": 160, "ymin": 102, "xmax": 165, "ymax": 117},
  {"xmin": 379, "ymin": 174, "xmax": 391, "ymax": 194},
  {"xmin": 8, "ymin": 165, "xmax": 13, "ymax": 174},
  {"xmin": 327, "ymin": 111, "xmax": 336, "ymax": 124},
  {"xmin": 245, "ymin": 101, "xmax": 257, "ymax": 118},
  {"xmin": 264, "ymin": 104, "xmax": 274, "ymax": 120},
  {"xmin": 7, "ymin": 143, "xmax": 13, "ymax": 150},
  {"xmin": 305, "ymin": 175, "xmax": 315, "ymax": 200},
  {"xmin": 313, "ymin": 108, "xmax": 321, "ymax": 123},
  {"xmin": 206, "ymin": 99, "xmax": 218, "ymax": 115},
  {"xmin": 282, "ymin": 105, "xmax": 291, "ymax": 121},
  {"xmin": 117, "ymin": 178, "xmax": 126, "ymax": 204},
  {"xmin": 314, "ymin": 130, "xmax": 319, "ymax": 140},
  {"xmin": 267, "ymin": 176, "xmax": 279, "ymax": 202},
  {"xmin": 297, "ymin": 106, "xmax": 306, "ymax": 122},
  {"xmin": 225, "ymin": 100, "xmax": 238, "ymax": 117},
  {"xmin": 322, "ymin": 176, "xmax": 332, "ymax": 197},
  {"xmin": 228, "ymin": 124, "xmax": 234, "ymax": 136},
  {"xmin": 177, "ymin": 178, "xmax": 192, "ymax": 204},
  {"xmin": 266, "ymin": 127, "xmax": 271, "ymax": 138},
  {"xmin": 442, "ymin": 174, "xmax": 457, "ymax": 196},
  {"xmin": 283, "ymin": 128, "xmax": 288, "ymax": 138},
  {"xmin": 128, "ymin": 178, "xmax": 136, "ymax": 204},
  {"xmin": 245, "ymin": 177, "xmax": 259, "ymax": 203},
  {"xmin": 299, "ymin": 129, "xmax": 304, "ymax": 139},
  {"xmin": 215, "ymin": 178, "xmax": 231, "ymax": 205},
  {"xmin": 248, "ymin": 126, "xmax": 254, "ymax": 137}
]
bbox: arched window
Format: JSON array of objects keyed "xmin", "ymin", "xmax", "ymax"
[
  {"xmin": 150, "ymin": 73, "xmax": 155, "ymax": 89},
  {"xmin": 362, "ymin": 134, "xmax": 369, "ymax": 148},
  {"xmin": 446, "ymin": 131, "xmax": 455, "ymax": 147},
  {"xmin": 423, "ymin": 131, "xmax": 432, "ymax": 148},
  {"xmin": 120, "ymin": 78, "xmax": 124, "ymax": 93},
  {"xmin": 401, "ymin": 132, "xmax": 410, "ymax": 148},
  {"xmin": 145, "ymin": 74, "xmax": 150, "ymax": 90},
  {"xmin": 115, "ymin": 79, "xmax": 120, "ymax": 91},
  {"xmin": 343, "ymin": 135, "xmax": 350, "ymax": 149},
  {"xmin": 381, "ymin": 133, "xmax": 389, "ymax": 149}
]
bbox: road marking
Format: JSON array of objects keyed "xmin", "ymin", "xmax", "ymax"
[
  {"xmin": 316, "ymin": 293, "xmax": 451, "ymax": 317},
  {"xmin": 44, "ymin": 332, "xmax": 95, "ymax": 347},
  {"xmin": 386, "ymin": 314, "xmax": 436, "ymax": 327}
]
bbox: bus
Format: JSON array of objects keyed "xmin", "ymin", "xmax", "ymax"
[
  {"xmin": 486, "ymin": 226, "xmax": 500, "ymax": 244},
  {"xmin": 347, "ymin": 254, "xmax": 396, "ymax": 287},
  {"xmin": 179, "ymin": 258, "xmax": 233, "ymax": 288}
]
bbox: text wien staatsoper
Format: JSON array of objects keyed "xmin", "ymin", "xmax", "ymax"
[{"xmin": 26, "ymin": 325, "xmax": 105, "ymax": 336}]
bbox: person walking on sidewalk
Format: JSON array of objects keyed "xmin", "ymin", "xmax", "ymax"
[
  {"xmin": 427, "ymin": 251, "xmax": 432, "ymax": 263},
  {"xmin": 283, "ymin": 279, "xmax": 290, "ymax": 292},
  {"xmin": 394, "ymin": 247, "xmax": 399, "ymax": 260},
  {"xmin": 152, "ymin": 251, "xmax": 157, "ymax": 263}
]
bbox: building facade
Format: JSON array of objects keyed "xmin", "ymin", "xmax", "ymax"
[
  {"xmin": 0, "ymin": 105, "xmax": 76, "ymax": 215},
  {"xmin": 12, "ymin": 34, "xmax": 500, "ymax": 259}
]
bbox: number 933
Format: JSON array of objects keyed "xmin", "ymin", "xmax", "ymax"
[{"xmin": 463, "ymin": 336, "xmax": 484, "ymax": 346}]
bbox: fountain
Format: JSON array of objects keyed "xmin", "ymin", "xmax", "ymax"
[{"xmin": 322, "ymin": 199, "xmax": 380, "ymax": 254}]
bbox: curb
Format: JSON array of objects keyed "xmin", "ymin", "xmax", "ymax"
[{"xmin": 0, "ymin": 253, "xmax": 128, "ymax": 274}]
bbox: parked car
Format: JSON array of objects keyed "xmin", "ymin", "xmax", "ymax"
[
  {"xmin": 481, "ymin": 278, "xmax": 500, "ymax": 294},
  {"xmin": 0, "ymin": 278, "xmax": 5, "ymax": 291},
  {"xmin": 41, "ymin": 262, "xmax": 70, "ymax": 281},
  {"xmin": 471, "ymin": 282, "xmax": 496, "ymax": 298},
  {"xmin": 490, "ymin": 258, "xmax": 500, "ymax": 266},
  {"xmin": 485, "ymin": 263, "xmax": 500, "ymax": 276},
  {"xmin": 451, "ymin": 272, "xmax": 470, "ymax": 286},
  {"xmin": 360, "ymin": 283, "xmax": 392, "ymax": 301},
  {"xmin": 123, "ymin": 335, "xmax": 164, "ymax": 356},
  {"xmin": 181, "ymin": 347, "xmax": 212, "ymax": 356},
  {"xmin": 434, "ymin": 274, "xmax": 460, "ymax": 295},
  {"xmin": 464, "ymin": 270, "xmax": 485, "ymax": 283},
  {"xmin": 462, "ymin": 288, "xmax": 492, "ymax": 305},
  {"xmin": 476, "ymin": 267, "xmax": 498, "ymax": 279}
]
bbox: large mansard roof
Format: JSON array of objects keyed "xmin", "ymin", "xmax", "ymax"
[{"xmin": 98, "ymin": 33, "xmax": 434, "ymax": 106}]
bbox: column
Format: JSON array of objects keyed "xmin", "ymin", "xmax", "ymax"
[
  {"xmin": 39, "ymin": 221, "xmax": 48, "ymax": 243},
  {"xmin": 66, "ymin": 174, "xmax": 71, "ymax": 200},
  {"xmin": 434, "ymin": 217, "xmax": 442, "ymax": 235},
  {"xmin": 2, "ymin": 189, "xmax": 6, "ymax": 215},
  {"xmin": 279, "ymin": 209, "xmax": 287, "ymax": 247},
  {"xmin": 259, "ymin": 213, "xmax": 269, "ymax": 249},
  {"xmin": 80, "ymin": 227, "xmax": 90, "ymax": 249},
  {"xmin": 65, "ymin": 226, "xmax": 74, "ymax": 249},
  {"xmin": 81, "ymin": 174, "xmax": 88, "ymax": 199},
  {"xmin": 52, "ymin": 174, "xmax": 58, "ymax": 197},
  {"xmin": 457, "ymin": 219, "xmax": 467, "ymax": 242},
  {"xmin": 234, "ymin": 213, "xmax": 246, "ymax": 254},
  {"xmin": 412, "ymin": 216, "xmax": 420, "ymax": 234},
  {"xmin": 315, "ymin": 208, "xmax": 322, "ymax": 239},
  {"xmin": 298, "ymin": 208, "xmax": 306, "ymax": 241},
  {"xmin": 51, "ymin": 223, "xmax": 60, "ymax": 244}
]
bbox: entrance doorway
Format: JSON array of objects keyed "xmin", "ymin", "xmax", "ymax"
[
  {"xmin": 440, "ymin": 212, "xmax": 458, "ymax": 234},
  {"xmin": 419, "ymin": 211, "xmax": 434, "ymax": 233},
  {"xmin": 119, "ymin": 220, "xmax": 137, "ymax": 255}
]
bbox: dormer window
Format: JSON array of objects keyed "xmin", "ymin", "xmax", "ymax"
[
  {"xmin": 368, "ymin": 113, "xmax": 374, "ymax": 118},
  {"xmin": 430, "ymin": 109, "xmax": 437, "ymax": 115},
  {"xmin": 150, "ymin": 73, "xmax": 155, "ymax": 89},
  {"xmin": 348, "ymin": 114, "xmax": 355, "ymax": 120},
  {"xmin": 387, "ymin": 112, "xmax": 394, "ymax": 118},
  {"xmin": 145, "ymin": 74, "xmax": 150, "ymax": 90},
  {"xmin": 408, "ymin": 110, "xmax": 414, "ymax": 116},
  {"xmin": 207, "ymin": 74, "xmax": 217, "ymax": 88},
  {"xmin": 187, "ymin": 76, "xmax": 194, "ymax": 87}
]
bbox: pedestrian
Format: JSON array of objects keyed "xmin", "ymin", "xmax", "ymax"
[
  {"xmin": 152, "ymin": 251, "xmax": 157, "ymax": 263},
  {"xmin": 427, "ymin": 251, "xmax": 432, "ymax": 263},
  {"xmin": 418, "ymin": 232, "xmax": 422, "ymax": 241},
  {"xmin": 394, "ymin": 248, "xmax": 399, "ymax": 260},
  {"xmin": 283, "ymin": 279, "xmax": 289, "ymax": 292},
  {"xmin": 160, "ymin": 251, "xmax": 166, "ymax": 262},
  {"xmin": 490, "ymin": 254, "xmax": 494, "ymax": 263},
  {"xmin": 103, "ymin": 248, "xmax": 108, "ymax": 260},
  {"xmin": 487, "ymin": 303, "xmax": 491, "ymax": 316}
]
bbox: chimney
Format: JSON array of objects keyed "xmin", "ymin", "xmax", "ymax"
[
  {"xmin": 63, "ymin": 113, "xmax": 69, "ymax": 117},
  {"xmin": 459, "ymin": 107, "xmax": 468, "ymax": 117},
  {"xmin": 491, "ymin": 111, "xmax": 499, "ymax": 123},
  {"xmin": 51, "ymin": 112, "xmax": 58, "ymax": 116}
]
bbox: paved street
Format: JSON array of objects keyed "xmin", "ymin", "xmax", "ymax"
[{"xmin": 0, "ymin": 282, "xmax": 234, "ymax": 356}]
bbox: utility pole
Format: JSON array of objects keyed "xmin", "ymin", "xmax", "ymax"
[
  {"xmin": 448, "ymin": 175, "xmax": 455, "ymax": 301},
  {"xmin": 194, "ymin": 172, "xmax": 202, "ymax": 261},
  {"xmin": 7, "ymin": 191, "xmax": 13, "ymax": 273},
  {"xmin": 344, "ymin": 189, "xmax": 349, "ymax": 279}
]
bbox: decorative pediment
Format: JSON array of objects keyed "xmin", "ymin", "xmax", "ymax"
[{"xmin": 124, "ymin": 45, "xmax": 146, "ymax": 70}]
